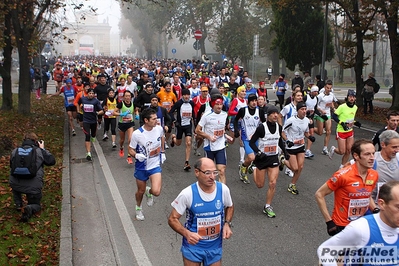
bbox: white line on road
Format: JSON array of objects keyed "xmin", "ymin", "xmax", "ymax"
[{"xmin": 93, "ymin": 141, "xmax": 152, "ymax": 266}]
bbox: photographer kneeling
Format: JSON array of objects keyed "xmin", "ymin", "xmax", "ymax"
[{"xmin": 9, "ymin": 133, "xmax": 56, "ymax": 222}]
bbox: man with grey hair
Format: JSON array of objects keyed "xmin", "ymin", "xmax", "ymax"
[{"xmin": 371, "ymin": 130, "xmax": 399, "ymax": 204}]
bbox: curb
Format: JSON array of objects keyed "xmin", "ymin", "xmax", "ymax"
[{"xmin": 59, "ymin": 115, "xmax": 72, "ymax": 266}]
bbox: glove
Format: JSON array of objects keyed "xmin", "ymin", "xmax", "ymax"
[
  {"xmin": 234, "ymin": 131, "xmax": 240, "ymax": 138},
  {"xmin": 320, "ymin": 114, "xmax": 328, "ymax": 121},
  {"xmin": 255, "ymin": 152, "xmax": 267, "ymax": 162},
  {"xmin": 135, "ymin": 114, "xmax": 140, "ymax": 120},
  {"xmin": 161, "ymin": 152, "xmax": 166, "ymax": 164},
  {"xmin": 308, "ymin": 136, "xmax": 316, "ymax": 142},
  {"xmin": 340, "ymin": 122, "xmax": 349, "ymax": 131},
  {"xmin": 120, "ymin": 111, "xmax": 128, "ymax": 117},
  {"xmin": 135, "ymin": 153, "xmax": 146, "ymax": 162},
  {"xmin": 326, "ymin": 220, "xmax": 338, "ymax": 236},
  {"xmin": 354, "ymin": 121, "xmax": 361, "ymax": 128},
  {"xmin": 286, "ymin": 140, "xmax": 294, "ymax": 148}
]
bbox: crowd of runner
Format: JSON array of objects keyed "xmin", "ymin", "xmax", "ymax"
[{"xmin": 43, "ymin": 55, "xmax": 399, "ymax": 264}]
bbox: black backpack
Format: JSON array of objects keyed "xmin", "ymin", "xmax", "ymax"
[{"xmin": 10, "ymin": 145, "xmax": 38, "ymax": 179}]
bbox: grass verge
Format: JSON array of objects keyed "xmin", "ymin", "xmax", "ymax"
[{"xmin": 0, "ymin": 94, "xmax": 64, "ymax": 265}]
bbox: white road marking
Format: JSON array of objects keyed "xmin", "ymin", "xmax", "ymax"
[{"xmin": 93, "ymin": 141, "xmax": 152, "ymax": 266}]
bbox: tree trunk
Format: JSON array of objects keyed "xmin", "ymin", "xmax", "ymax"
[
  {"xmin": 17, "ymin": 45, "xmax": 32, "ymax": 114},
  {"xmin": 0, "ymin": 13, "xmax": 13, "ymax": 110},
  {"xmin": 386, "ymin": 6, "xmax": 399, "ymax": 110},
  {"xmin": 354, "ymin": 29, "xmax": 365, "ymax": 107}
]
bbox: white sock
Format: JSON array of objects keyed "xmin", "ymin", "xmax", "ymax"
[
  {"xmin": 339, "ymin": 164, "xmax": 344, "ymax": 169},
  {"xmin": 239, "ymin": 147, "xmax": 245, "ymax": 162}
]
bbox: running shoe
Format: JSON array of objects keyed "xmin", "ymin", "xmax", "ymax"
[
  {"xmin": 112, "ymin": 142, "xmax": 117, "ymax": 148},
  {"xmin": 247, "ymin": 162, "xmax": 255, "ymax": 175},
  {"xmin": 288, "ymin": 183, "xmax": 299, "ymax": 195},
  {"xmin": 322, "ymin": 147, "xmax": 328, "ymax": 155},
  {"xmin": 103, "ymin": 133, "xmax": 108, "ymax": 141},
  {"xmin": 135, "ymin": 207, "xmax": 145, "ymax": 221},
  {"xmin": 145, "ymin": 186, "xmax": 154, "ymax": 206},
  {"xmin": 328, "ymin": 146, "xmax": 336, "ymax": 160},
  {"xmin": 90, "ymin": 137, "xmax": 96, "ymax": 143},
  {"xmin": 86, "ymin": 152, "xmax": 92, "ymax": 161},
  {"xmin": 285, "ymin": 167, "xmax": 294, "ymax": 177},
  {"xmin": 263, "ymin": 205, "xmax": 276, "ymax": 218},
  {"xmin": 183, "ymin": 162, "xmax": 191, "ymax": 171},
  {"xmin": 165, "ymin": 143, "xmax": 169, "ymax": 149},
  {"xmin": 278, "ymin": 154, "xmax": 285, "ymax": 171},
  {"xmin": 72, "ymin": 129, "xmax": 76, "ymax": 136},
  {"xmin": 119, "ymin": 148, "xmax": 124, "ymax": 158},
  {"xmin": 97, "ymin": 123, "xmax": 101, "ymax": 130},
  {"xmin": 239, "ymin": 165, "xmax": 250, "ymax": 184},
  {"xmin": 305, "ymin": 149, "xmax": 314, "ymax": 158},
  {"xmin": 126, "ymin": 156, "xmax": 133, "ymax": 164}
]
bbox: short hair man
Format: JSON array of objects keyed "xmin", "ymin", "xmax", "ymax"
[
  {"xmin": 315, "ymin": 139, "xmax": 378, "ymax": 236},
  {"xmin": 317, "ymin": 180, "xmax": 399, "ymax": 265},
  {"xmin": 168, "ymin": 158, "xmax": 234, "ymax": 266},
  {"xmin": 128, "ymin": 108, "xmax": 165, "ymax": 221},
  {"xmin": 372, "ymin": 110, "xmax": 399, "ymax": 151}
]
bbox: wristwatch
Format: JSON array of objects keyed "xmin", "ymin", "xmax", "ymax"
[{"xmin": 224, "ymin": 220, "xmax": 233, "ymax": 227}]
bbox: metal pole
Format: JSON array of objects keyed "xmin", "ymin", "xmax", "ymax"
[
  {"xmin": 372, "ymin": 19, "xmax": 377, "ymax": 74},
  {"xmin": 196, "ymin": 40, "xmax": 198, "ymax": 60},
  {"xmin": 321, "ymin": 3, "xmax": 328, "ymax": 80}
]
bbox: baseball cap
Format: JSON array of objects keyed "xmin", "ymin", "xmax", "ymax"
[
  {"xmin": 307, "ymin": 79, "xmax": 315, "ymax": 84},
  {"xmin": 245, "ymin": 78, "xmax": 252, "ymax": 83},
  {"xmin": 201, "ymin": 86, "xmax": 209, "ymax": 92},
  {"xmin": 294, "ymin": 71, "xmax": 300, "ymax": 76}
]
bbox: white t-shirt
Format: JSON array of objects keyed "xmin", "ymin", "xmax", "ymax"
[
  {"xmin": 198, "ymin": 110, "xmax": 228, "ymax": 151},
  {"xmin": 129, "ymin": 125, "xmax": 164, "ymax": 170},
  {"xmin": 283, "ymin": 115, "xmax": 309, "ymax": 149},
  {"xmin": 126, "ymin": 81, "xmax": 138, "ymax": 94},
  {"xmin": 317, "ymin": 92, "xmax": 337, "ymax": 116}
]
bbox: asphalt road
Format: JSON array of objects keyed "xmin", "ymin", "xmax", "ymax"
[{"xmin": 67, "ymin": 91, "xmax": 380, "ymax": 266}]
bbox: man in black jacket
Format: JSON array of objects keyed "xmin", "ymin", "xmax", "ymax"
[
  {"xmin": 9, "ymin": 133, "xmax": 56, "ymax": 222},
  {"xmin": 362, "ymin": 72, "xmax": 380, "ymax": 115}
]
